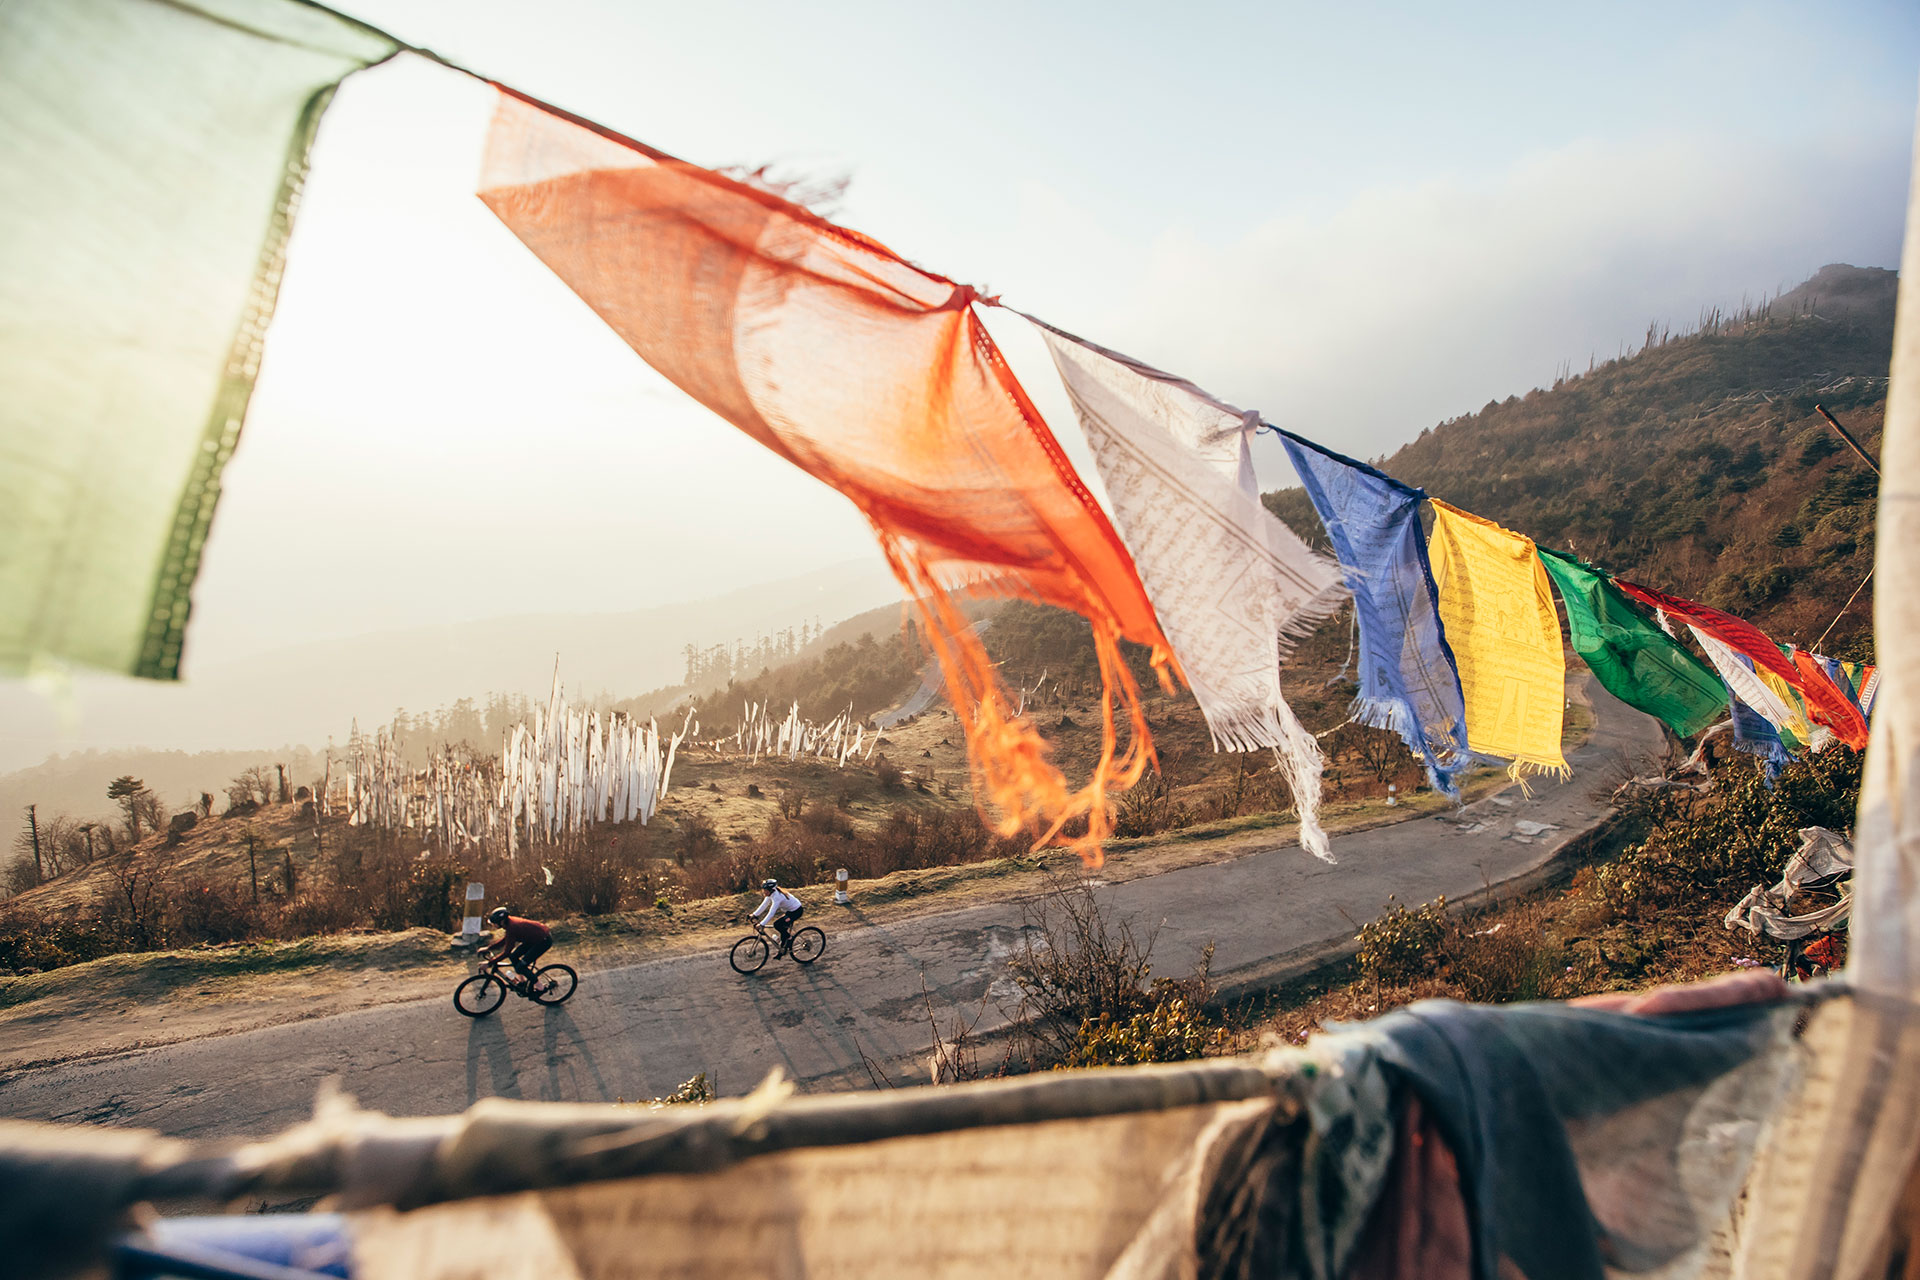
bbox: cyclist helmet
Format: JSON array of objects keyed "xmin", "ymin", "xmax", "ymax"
[
  {"xmin": 488, "ymin": 907, "xmax": 510, "ymax": 925},
  {"xmin": 761, "ymin": 879, "xmax": 779, "ymax": 890}
]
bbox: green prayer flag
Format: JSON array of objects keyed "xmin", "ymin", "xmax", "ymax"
[
  {"xmin": 0, "ymin": 0, "xmax": 397, "ymax": 679},
  {"xmin": 1538, "ymin": 547, "xmax": 1728, "ymax": 738}
]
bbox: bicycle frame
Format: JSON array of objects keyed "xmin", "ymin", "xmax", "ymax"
[{"xmin": 477, "ymin": 953, "xmax": 532, "ymax": 990}]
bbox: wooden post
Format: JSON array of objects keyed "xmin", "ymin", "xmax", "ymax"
[
  {"xmin": 26, "ymin": 804, "xmax": 42, "ymax": 884},
  {"xmin": 1814, "ymin": 404, "xmax": 1883, "ymax": 475},
  {"xmin": 247, "ymin": 833, "xmax": 258, "ymax": 904}
]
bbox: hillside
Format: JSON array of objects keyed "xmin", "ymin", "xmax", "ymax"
[{"xmin": 1265, "ymin": 264, "xmax": 1891, "ymax": 659}]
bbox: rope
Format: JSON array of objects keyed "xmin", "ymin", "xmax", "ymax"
[{"xmin": 1813, "ymin": 568, "xmax": 1873, "ymax": 653}]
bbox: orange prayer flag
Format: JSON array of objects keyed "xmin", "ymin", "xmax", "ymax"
[{"xmin": 477, "ymin": 90, "xmax": 1172, "ymax": 860}]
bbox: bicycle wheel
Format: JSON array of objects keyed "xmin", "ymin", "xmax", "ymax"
[
  {"xmin": 730, "ymin": 935, "xmax": 770, "ymax": 974},
  {"xmin": 531, "ymin": 964, "xmax": 578, "ymax": 1005},
  {"xmin": 790, "ymin": 927, "xmax": 826, "ymax": 964},
  {"xmin": 454, "ymin": 973, "xmax": 507, "ymax": 1017}
]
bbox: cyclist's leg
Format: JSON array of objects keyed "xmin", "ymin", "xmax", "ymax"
[
  {"xmin": 774, "ymin": 911, "xmax": 795, "ymax": 954},
  {"xmin": 521, "ymin": 939, "xmax": 551, "ymax": 986},
  {"xmin": 505, "ymin": 943, "xmax": 535, "ymax": 983}
]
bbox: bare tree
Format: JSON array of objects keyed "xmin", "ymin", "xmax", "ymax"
[
  {"xmin": 20, "ymin": 806, "xmax": 41, "ymax": 885},
  {"xmin": 229, "ymin": 766, "xmax": 275, "ymax": 811},
  {"xmin": 96, "ymin": 847, "xmax": 175, "ymax": 950}
]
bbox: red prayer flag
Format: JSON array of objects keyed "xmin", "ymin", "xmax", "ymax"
[
  {"xmin": 1615, "ymin": 579, "xmax": 1868, "ymax": 750},
  {"xmin": 476, "ymin": 90, "xmax": 1172, "ymax": 859}
]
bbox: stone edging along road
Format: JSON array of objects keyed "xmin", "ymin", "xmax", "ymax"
[{"xmin": 0, "ymin": 679, "xmax": 1662, "ymax": 1140}]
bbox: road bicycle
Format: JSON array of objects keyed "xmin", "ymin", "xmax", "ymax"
[
  {"xmin": 730, "ymin": 921, "xmax": 827, "ymax": 973},
  {"xmin": 453, "ymin": 953, "xmax": 579, "ymax": 1017}
]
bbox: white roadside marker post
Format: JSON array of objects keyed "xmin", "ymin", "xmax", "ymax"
[
  {"xmin": 460, "ymin": 882, "xmax": 486, "ymax": 946},
  {"xmin": 835, "ymin": 868, "xmax": 850, "ymax": 906},
  {"xmin": 1387, "ymin": 784, "xmax": 1398, "ymax": 807}
]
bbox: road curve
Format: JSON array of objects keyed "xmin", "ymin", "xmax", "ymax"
[{"xmin": 0, "ymin": 678, "xmax": 1662, "ymax": 1140}]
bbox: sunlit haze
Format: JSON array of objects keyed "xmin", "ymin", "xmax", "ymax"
[{"xmin": 4, "ymin": 0, "xmax": 1915, "ymax": 772}]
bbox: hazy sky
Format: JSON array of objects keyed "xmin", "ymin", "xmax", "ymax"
[{"xmin": 7, "ymin": 0, "xmax": 1919, "ymax": 766}]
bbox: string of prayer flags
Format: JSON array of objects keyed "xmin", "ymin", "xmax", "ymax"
[
  {"xmin": 1426, "ymin": 501, "xmax": 1569, "ymax": 779},
  {"xmin": 1826, "ymin": 657, "xmax": 1880, "ymax": 722},
  {"xmin": 477, "ymin": 90, "xmax": 1174, "ymax": 861},
  {"xmin": 1536, "ymin": 549, "xmax": 1727, "ymax": 738},
  {"xmin": 0, "ymin": 0, "xmax": 399, "ymax": 678},
  {"xmin": 1034, "ymin": 323, "xmax": 1346, "ymax": 860},
  {"xmin": 1277, "ymin": 433, "xmax": 1470, "ymax": 797},
  {"xmin": 1614, "ymin": 580, "xmax": 1868, "ymax": 750}
]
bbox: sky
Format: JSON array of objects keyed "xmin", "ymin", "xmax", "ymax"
[{"xmin": 6, "ymin": 0, "xmax": 1920, "ymax": 767}]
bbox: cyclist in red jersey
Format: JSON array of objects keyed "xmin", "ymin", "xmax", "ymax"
[{"xmin": 479, "ymin": 907, "xmax": 552, "ymax": 987}]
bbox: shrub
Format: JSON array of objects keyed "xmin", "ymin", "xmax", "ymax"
[
  {"xmin": 1356, "ymin": 895, "xmax": 1452, "ymax": 986},
  {"xmin": 677, "ymin": 812, "xmax": 721, "ymax": 867},
  {"xmin": 1008, "ymin": 879, "xmax": 1216, "ymax": 1068},
  {"xmin": 541, "ymin": 842, "xmax": 624, "ymax": 917},
  {"xmin": 1449, "ymin": 918, "xmax": 1562, "ymax": 1004},
  {"xmin": 1064, "ymin": 997, "xmax": 1215, "ymax": 1068},
  {"xmin": 0, "ymin": 912, "xmax": 118, "ymax": 971},
  {"xmin": 1112, "ymin": 775, "xmax": 1191, "ymax": 839}
]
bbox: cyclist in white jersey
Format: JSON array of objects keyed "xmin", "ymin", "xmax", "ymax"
[{"xmin": 750, "ymin": 879, "xmax": 804, "ymax": 956}]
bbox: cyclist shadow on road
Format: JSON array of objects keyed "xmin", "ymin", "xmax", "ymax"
[
  {"xmin": 465, "ymin": 1012, "xmax": 521, "ymax": 1106},
  {"xmin": 539, "ymin": 1004, "xmax": 611, "ymax": 1103},
  {"xmin": 742, "ymin": 955, "xmax": 918, "ymax": 1089}
]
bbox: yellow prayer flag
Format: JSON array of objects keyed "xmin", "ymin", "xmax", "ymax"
[
  {"xmin": 1427, "ymin": 500, "xmax": 1569, "ymax": 778},
  {"xmin": 1756, "ymin": 668, "xmax": 1813, "ymax": 745}
]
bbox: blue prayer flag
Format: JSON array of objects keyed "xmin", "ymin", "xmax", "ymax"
[{"xmin": 1277, "ymin": 431, "xmax": 1470, "ymax": 796}]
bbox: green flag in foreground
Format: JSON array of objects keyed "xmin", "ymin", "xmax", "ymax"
[
  {"xmin": 0, "ymin": 0, "xmax": 397, "ymax": 679},
  {"xmin": 1537, "ymin": 547, "xmax": 1727, "ymax": 739}
]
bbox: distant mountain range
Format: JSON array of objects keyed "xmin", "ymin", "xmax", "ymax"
[
  {"xmin": 1266, "ymin": 264, "xmax": 1890, "ymax": 659},
  {"xmin": 0, "ymin": 558, "xmax": 901, "ymax": 800}
]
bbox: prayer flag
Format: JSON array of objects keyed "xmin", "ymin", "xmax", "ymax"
[
  {"xmin": 1688, "ymin": 626, "xmax": 1806, "ymax": 749},
  {"xmin": 1724, "ymin": 669, "xmax": 1793, "ymax": 781},
  {"xmin": 0, "ymin": 0, "xmax": 398, "ymax": 678},
  {"xmin": 1614, "ymin": 580, "xmax": 1869, "ymax": 750},
  {"xmin": 477, "ymin": 92, "xmax": 1173, "ymax": 858},
  {"xmin": 1426, "ymin": 501, "xmax": 1569, "ymax": 778},
  {"xmin": 1792, "ymin": 648, "xmax": 1863, "ymax": 744},
  {"xmin": 1829, "ymin": 658, "xmax": 1880, "ymax": 722},
  {"xmin": 1536, "ymin": 549, "xmax": 1727, "ymax": 738},
  {"xmin": 1034, "ymin": 324, "xmax": 1345, "ymax": 860},
  {"xmin": 1277, "ymin": 433, "xmax": 1470, "ymax": 796}
]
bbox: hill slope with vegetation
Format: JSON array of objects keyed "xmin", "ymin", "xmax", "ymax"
[{"xmin": 1265, "ymin": 264, "xmax": 1891, "ymax": 658}]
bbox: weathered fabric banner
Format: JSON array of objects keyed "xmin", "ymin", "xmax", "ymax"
[
  {"xmin": 1536, "ymin": 548, "xmax": 1726, "ymax": 738},
  {"xmin": 0, "ymin": 0, "xmax": 398, "ymax": 678},
  {"xmin": 1792, "ymin": 647, "xmax": 1865, "ymax": 742},
  {"xmin": 1426, "ymin": 501, "xmax": 1569, "ymax": 778},
  {"xmin": 1829, "ymin": 657, "xmax": 1881, "ymax": 721},
  {"xmin": 478, "ymin": 92, "xmax": 1173, "ymax": 858},
  {"xmin": 1034, "ymin": 324, "xmax": 1345, "ymax": 859},
  {"xmin": 1614, "ymin": 580, "xmax": 1869, "ymax": 750},
  {"xmin": 1690, "ymin": 626, "xmax": 1807, "ymax": 749},
  {"xmin": 1725, "ymin": 678, "xmax": 1794, "ymax": 779},
  {"xmin": 1277, "ymin": 432, "xmax": 1470, "ymax": 797}
]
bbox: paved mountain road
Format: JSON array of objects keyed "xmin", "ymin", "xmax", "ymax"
[{"xmin": 0, "ymin": 680, "xmax": 1662, "ymax": 1140}]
